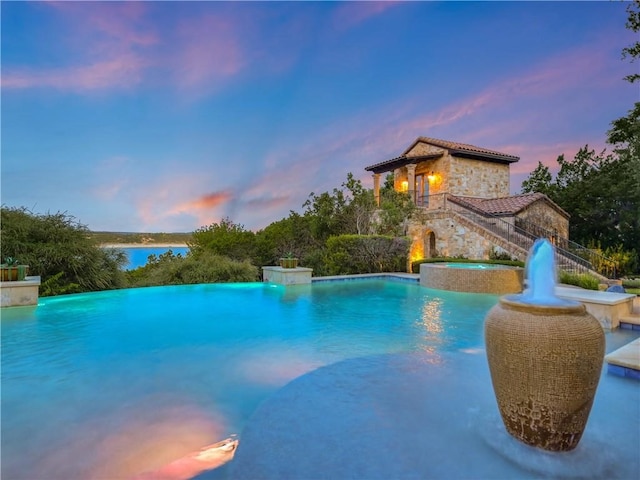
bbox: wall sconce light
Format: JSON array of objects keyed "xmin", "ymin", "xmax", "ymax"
[
  {"xmin": 401, "ymin": 180, "xmax": 409, "ymax": 191},
  {"xmin": 427, "ymin": 171, "xmax": 436, "ymax": 183}
]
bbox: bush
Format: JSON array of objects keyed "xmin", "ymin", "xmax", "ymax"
[
  {"xmin": 1, "ymin": 207, "xmax": 127, "ymax": 295},
  {"xmin": 324, "ymin": 235, "xmax": 410, "ymax": 275},
  {"xmin": 125, "ymin": 250, "xmax": 258, "ymax": 287},
  {"xmin": 558, "ymin": 271, "xmax": 600, "ymax": 290},
  {"xmin": 622, "ymin": 278, "xmax": 640, "ymax": 289},
  {"xmin": 489, "ymin": 247, "xmax": 516, "ymax": 261},
  {"xmin": 411, "ymin": 257, "xmax": 525, "ymax": 273}
]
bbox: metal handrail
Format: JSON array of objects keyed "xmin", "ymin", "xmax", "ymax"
[{"xmin": 440, "ymin": 195, "xmax": 616, "ymax": 278}]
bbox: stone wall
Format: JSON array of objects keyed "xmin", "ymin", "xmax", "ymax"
[
  {"xmin": 407, "ymin": 143, "xmax": 446, "ymax": 157},
  {"xmin": 517, "ymin": 200, "xmax": 569, "ymax": 239},
  {"xmin": 408, "ymin": 211, "xmax": 528, "ymax": 264},
  {"xmin": 448, "ymin": 156, "xmax": 510, "ymax": 197},
  {"xmin": 400, "ymin": 144, "xmax": 510, "ymax": 199}
]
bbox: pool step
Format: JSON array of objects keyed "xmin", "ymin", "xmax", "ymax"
[
  {"xmin": 605, "ymin": 338, "xmax": 640, "ymax": 380},
  {"xmin": 619, "ymin": 297, "xmax": 640, "ymax": 330}
]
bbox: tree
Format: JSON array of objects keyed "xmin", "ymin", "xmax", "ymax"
[
  {"xmin": 622, "ymin": 0, "xmax": 640, "ymax": 83},
  {"xmin": 0, "ymin": 207, "xmax": 127, "ymax": 295},
  {"xmin": 377, "ymin": 173, "xmax": 416, "ymax": 235},
  {"xmin": 520, "ymin": 161, "xmax": 553, "ymax": 195},
  {"xmin": 520, "ymin": 146, "xmax": 638, "ymax": 252},
  {"xmin": 254, "ymin": 212, "xmax": 314, "ymax": 265},
  {"xmin": 189, "ymin": 217, "xmax": 256, "ymax": 261}
]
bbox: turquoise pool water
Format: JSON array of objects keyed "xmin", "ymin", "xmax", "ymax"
[
  {"xmin": 441, "ymin": 263, "xmax": 511, "ymax": 269},
  {"xmin": 1, "ymin": 279, "xmax": 498, "ymax": 479}
]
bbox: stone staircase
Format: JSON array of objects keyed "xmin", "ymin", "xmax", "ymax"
[{"xmin": 445, "ymin": 196, "xmax": 613, "ymax": 282}]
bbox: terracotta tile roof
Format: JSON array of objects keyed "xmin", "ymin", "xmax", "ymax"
[
  {"xmin": 403, "ymin": 137, "xmax": 520, "ymax": 163},
  {"xmin": 454, "ymin": 193, "xmax": 569, "ymax": 218}
]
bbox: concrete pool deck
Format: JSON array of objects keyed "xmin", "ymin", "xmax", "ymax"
[{"xmin": 226, "ymin": 349, "xmax": 640, "ymax": 480}]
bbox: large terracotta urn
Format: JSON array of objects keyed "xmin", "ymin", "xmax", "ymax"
[{"xmin": 484, "ymin": 239, "xmax": 605, "ymax": 452}]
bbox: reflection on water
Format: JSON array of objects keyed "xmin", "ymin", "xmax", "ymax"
[{"xmin": 1, "ymin": 280, "xmax": 499, "ymax": 479}]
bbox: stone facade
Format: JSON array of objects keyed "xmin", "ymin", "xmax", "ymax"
[
  {"xmin": 408, "ymin": 213, "xmax": 528, "ymax": 264},
  {"xmin": 366, "ymin": 137, "xmax": 569, "ymax": 266},
  {"xmin": 448, "ymin": 157, "xmax": 510, "ymax": 198},
  {"xmin": 517, "ymin": 199, "xmax": 569, "ymax": 239},
  {"xmin": 392, "ymin": 145, "xmax": 510, "ymax": 201}
]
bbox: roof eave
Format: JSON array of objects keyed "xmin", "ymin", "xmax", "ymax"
[
  {"xmin": 450, "ymin": 150, "xmax": 519, "ymax": 164},
  {"xmin": 364, "ymin": 153, "xmax": 442, "ymax": 174}
]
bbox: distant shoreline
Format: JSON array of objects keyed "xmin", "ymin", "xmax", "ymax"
[{"xmin": 101, "ymin": 243, "xmax": 189, "ymax": 249}]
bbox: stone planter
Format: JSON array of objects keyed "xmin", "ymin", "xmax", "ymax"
[
  {"xmin": 279, "ymin": 258, "xmax": 299, "ymax": 269},
  {"xmin": 484, "ymin": 296, "xmax": 604, "ymax": 451},
  {"xmin": 1, "ymin": 265, "xmax": 29, "ymax": 282}
]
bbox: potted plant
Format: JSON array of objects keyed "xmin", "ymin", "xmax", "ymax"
[
  {"xmin": 279, "ymin": 252, "xmax": 299, "ymax": 269},
  {"xmin": 1, "ymin": 257, "xmax": 29, "ymax": 281}
]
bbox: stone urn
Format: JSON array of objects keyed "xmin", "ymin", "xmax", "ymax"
[{"xmin": 484, "ymin": 239, "xmax": 605, "ymax": 452}]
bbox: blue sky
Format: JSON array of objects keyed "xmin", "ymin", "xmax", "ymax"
[{"xmin": 2, "ymin": 1, "xmax": 637, "ymax": 232}]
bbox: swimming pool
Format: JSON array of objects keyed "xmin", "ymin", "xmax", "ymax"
[{"xmin": 1, "ymin": 279, "xmax": 499, "ymax": 479}]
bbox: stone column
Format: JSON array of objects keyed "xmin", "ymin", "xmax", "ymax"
[
  {"xmin": 373, "ymin": 173, "xmax": 381, "ymax": 207},
  {"xmin": 406, "ymin": 163, "xmax": 417, "ymax": 204}
]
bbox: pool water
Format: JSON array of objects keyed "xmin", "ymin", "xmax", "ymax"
[
  {"xmin": 441, "ymin": 263, "xmax": 510, "ymax": 269},
  {"xmin": 1, "ymin": 280, "xmax": 498, "ymax": 479}
]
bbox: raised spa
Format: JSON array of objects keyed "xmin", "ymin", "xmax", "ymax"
[{"xmin": 420, "ymin": 262, "xmax": 524, "ymax": 294}]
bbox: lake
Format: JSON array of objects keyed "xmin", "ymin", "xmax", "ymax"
[{"xmin": 116, "ymin": 246, "xmax": 190, "ymax": 270}]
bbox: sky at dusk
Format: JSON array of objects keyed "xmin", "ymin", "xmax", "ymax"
[{"xmin": 2, "ymin": 1, "xmax": 637, "ymax": 233}]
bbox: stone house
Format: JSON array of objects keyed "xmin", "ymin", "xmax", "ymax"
[{"xmin": 365, "ymin": 137, "xmax": 570, "ymax": 263}]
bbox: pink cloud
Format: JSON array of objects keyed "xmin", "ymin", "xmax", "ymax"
[
  {"xmin": 171, "ymin": 191, "xmax": 233, "ymax": 212},
  {"xmin": 331, "ymin": 1, "xmax": 402, "ymax": 31},
  {"xmin": 170, "ymin": 14, "xmax": 246, "ymax": 90},
  {"xmin": 2, "ymin": 54, "xmax": 149, "ymax": 90}
]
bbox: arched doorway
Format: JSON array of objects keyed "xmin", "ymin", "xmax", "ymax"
[{"xmin": 424, "ymin": 230, "xmax": 436, "ymax": 258}]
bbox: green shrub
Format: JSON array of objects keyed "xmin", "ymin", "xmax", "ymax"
[
  {"xmin": 489, "ymin": 247, "xmax": 516, "ymax": 261},
  {"xmin": 622, "ymin": 278, "xmax": 640, "ymax": 289},
  {"xmin": 411, "ymin": 257, "xmax": 524, "ymax": 273},
  {"xmin": 125, "ymin": 250, "xmax": 258, "ymax": 287},
  {"xmin": 558, "ymin": 271, "xmax": 600, "ymax": 290},
  {"xmin": 1, "ymin": 207, "xmax": 127, "ymax": 296},
  {"xmin": 324, "ymin": 235, "xmax": 410, "ymax": 275}
]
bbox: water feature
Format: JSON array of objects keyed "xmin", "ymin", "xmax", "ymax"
[
  {"xmin": 486, "ymin": 238, "xmax": 605, "ymax": 452},
  {"xmin": 512, "ymin": 238, "xmax": 578, "ymax": 306}
]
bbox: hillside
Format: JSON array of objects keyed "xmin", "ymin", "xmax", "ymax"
[{"xmin": 89, "ymin": 231, "xmax": 192, "ymax": 245}]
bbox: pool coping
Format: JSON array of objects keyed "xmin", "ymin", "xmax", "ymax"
[{"xmin": 311, "ymin": 272, "xmax": 420, "ymax": 283}]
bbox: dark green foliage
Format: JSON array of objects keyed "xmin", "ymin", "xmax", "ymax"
[
  {"xmin": 254, "ymin": 212, "xmax": 315, "ymax": 266},
  {"xmin": 622, "ymin": 0, "xmax": 640, "ymax": 83},
  {"xmin": 520, "ymin": 146, "xmax": 639, "ymax": 272},
  {"xmin": 0, "ymin": 207, "xmax": 127, "ymax": 295},
  {"xmin": 324, "ymin": 235, "xmax": 410, "ymax": 275},
  {"xmin": 521, "ymin": 162, "xmax": 554, "ymax": 197},
  {"xmin": 189, "ymin": 217, "xmax": 256, "ymax": 261},
  {"xmin": 411, "ymin": 258, "xmax": 525, "ymax": 273},
  {"xmin": 125, "ymin": 250, "xmax": 258, "ymax": 287}
]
